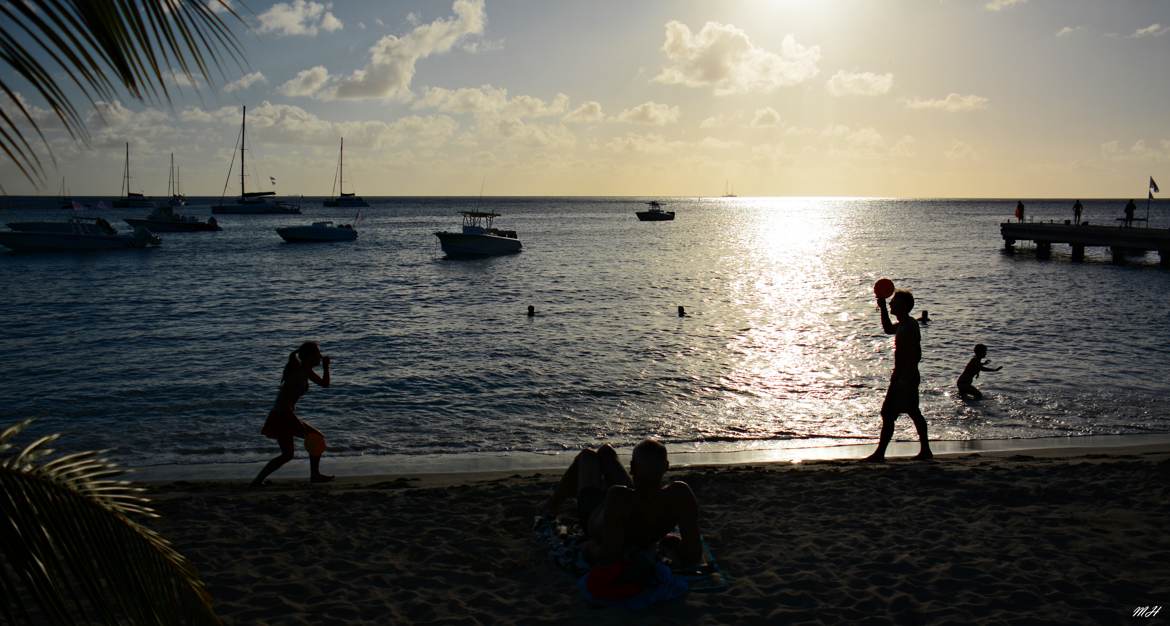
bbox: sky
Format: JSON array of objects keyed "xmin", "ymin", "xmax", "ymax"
[{"xmin": 2, "ymin": 0, "xmax": 1169, "ymax": 197}]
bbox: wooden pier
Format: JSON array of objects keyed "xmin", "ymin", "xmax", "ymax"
[{"xmin": 1001, "ymin": 221, "xmax": 1170, "ymax": 265}]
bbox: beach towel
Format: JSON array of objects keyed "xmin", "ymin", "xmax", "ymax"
[
  {"xmin": 578, "ymin": 557, "xmax": 688, "ymax": 609},
  {"xmin": 534, "ymin": 515, "xmax": 730, "ymax": 599}
]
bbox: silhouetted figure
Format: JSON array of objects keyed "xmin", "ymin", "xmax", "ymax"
[
  {"xmin": 542, "ymin": 440, "xmax": 701, "ymax": 565},
  {"xmin": 918, "ymin": 310, "xmax": 930, "ymax": 325},
  {"xmin": 1124, "ymin": 199, "xmax": 1136, "ymax": 227},
  {"xmin": 251, "ymin": 341, "xmax": 334, "ymax": 486},
  {"xmin": 865, "ymin": 289, "xmax": 932, "ymax": 462},
  {"xmin": 527, "ymin": 305, "xmax": 535, "ymax": 317},
  {"xmin": 1015, "ymin": 201, "xmax": 1025, "ymax": 223},
  {"xmin": 957, "ymin": 343, "xmax": 1002, "ymax": 401},
  {"xmin": 1073, "ymin": 200, "xmax": 1083, "ymax": 225},
  {"xmin": 678, "ymin": 305, "xmax": 686, "ymax": 317}
]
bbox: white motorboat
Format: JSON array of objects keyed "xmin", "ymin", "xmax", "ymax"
[
  {"xmin": 323, "ymin": 138, "xmax": 369, "ymax": 208},
  {"xmin": 0, "ymin": 218, "xmax": 160, "ymax": 251},
  {"xmin": 211, "ymin": 106, "xmax": 301, "ymax": 215},
  {"xmin": 276, "ymin": 221, "xmax": 357, "ymax": 243},
  {"xmin": 112, "ymin": 143, "xmax": 156, "ymax": 209},
  {"xmin": 435, "ymin": 211, "xmax": 521, "ymax": 257}
]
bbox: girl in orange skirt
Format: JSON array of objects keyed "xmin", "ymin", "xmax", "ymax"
[{"xmin": 251, "ymin": 341, "xmax": 334, "ymax": 486}]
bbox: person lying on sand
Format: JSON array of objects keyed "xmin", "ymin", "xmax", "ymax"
[{"xmin": 542, "ymin": 440, "xmax": 702, "ymax": 565}]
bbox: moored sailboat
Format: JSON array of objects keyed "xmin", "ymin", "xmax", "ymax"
[
  {"xmin": 211, "ymin": 106, "xmax": 301, "ymax": 215},
  {"xmin": 323, "ymin": 137, "xmax": 368, "ymax": 208},
  {"xmin": 112, "ymin": 143, "xmax": 156, "ymax": 209}
]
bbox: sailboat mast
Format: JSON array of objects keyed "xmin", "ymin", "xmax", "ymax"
[
  {"xmin": 340, "ymin": 137, "xmax": 344, "ymax": 195},
  {"xmin": 123, "ymin": 142, "xmax": 130, "ymax": 196},
  {"xmin": 240, "ymin": 106, "xmax": 246, "ymax": 197},
  {"xmin": 168, "ymin": 153, "xmax": 174, "ymax": 196}
]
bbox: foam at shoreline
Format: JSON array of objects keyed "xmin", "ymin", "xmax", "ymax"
[{"xmin": 131, "ymin": 432, "xmax": 1170, "ymax": 482}]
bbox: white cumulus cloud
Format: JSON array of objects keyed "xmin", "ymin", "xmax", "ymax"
[
  {"xmin": 1130, "ymin": 23, "xmax": 1169, "ymax": 38},
  {"xmin": 750, "ymin": 107, "xmax": 781, "ymax": 128},
  {"xmin": 563, "ymin": 101, "xmax": 604, "ymax": 124},
  {"xmin": 258, "ymin": 1, "xmax": 343, "ymax": 36},
  {"xmin": 617, "ymin": 102, "xmax": 680, "ymax": 126},
  {"xmin": 945, "ymin": 140, "xmax": 978, "ymax": 160},
  {"xmin": 223, "ymin": 71, "xmax": 267, "ymax": 93},
  {"xmin": 413, "ymin": 85, "xmax": 568, "ymax": 118},
  {"xmin": 825, "ymin": 70, "xmax": 893, "ymax": 97},
  {"xmin": 654, "ymin": 20, "xmax": 820, "ymax": 95},
  {"xmin": 904, "ymin": 93, "xmax": 988, "ymax": 112},
  {"xmin": 278, "ymin": 66, "xmax": 330, "ymax": 97},
  {"xmin": 985, "ymin": 0, "xmax": 1026, "ymax": 11},
  {"xmin": 333, "ymin": 0, "xmax": 485, "ymax": 100},
  {"xmin": 1056, "ymin": 26, "xmax": 1083, "ymax": 37}
]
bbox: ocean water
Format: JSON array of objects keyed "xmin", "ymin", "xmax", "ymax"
[{"xmin": 1, "ymin": 196, "xmax": 1168, "ymax": 468}]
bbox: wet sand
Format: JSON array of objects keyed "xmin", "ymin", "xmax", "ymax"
[{"xmin": 148, "ymin": 444, "xmax": 1170, "ymax": 624}]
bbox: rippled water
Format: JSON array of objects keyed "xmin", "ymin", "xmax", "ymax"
[{"xmin": 2, "ymin": 196, "xmax": 1168, "ymax": 467}]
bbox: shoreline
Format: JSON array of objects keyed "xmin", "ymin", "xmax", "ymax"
[
  {"xmin": 144, "ymin": 441, "xmax": 1170, "ymax": 624},
  {"xmin": 131, "ymin": 431, "xmax": 1170, "ymax": 483}
]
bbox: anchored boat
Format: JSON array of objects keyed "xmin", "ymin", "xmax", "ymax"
[
  {"xmin": 212, "ymin": 106, "xmax": 301, "ymax": 215},
  {"xmin": 636, "ymin": 201, "xmax": 675, "ymax": 221},
  {"xmin": 276, "ymin": 221, "xmax": 357, "ymax": 243},
  {"xmin": 435, "ymin": 211, "xmax": 521, "ymax": 257}
]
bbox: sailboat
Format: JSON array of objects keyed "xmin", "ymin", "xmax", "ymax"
[
  {"xmin": 211, "ymin": 106, "xmax": 301, "ymax": 215},
  {"xmin": 323, "ymin": 137, "xmax": 368, "ymax": 208},
  {"xmin": 112, "ymin": 143, "xmax": 156, "ymax": 208},
  {"xmin": 57, "ymin": 177, "xmax": 73, "ymax": 210},
  {"xmin": 168, "ymin": 155, "xmax": 186, "ymax": 207},
  {"xmin": 722, "ymin": 180, "xmax": 737, "ymax": 198}
]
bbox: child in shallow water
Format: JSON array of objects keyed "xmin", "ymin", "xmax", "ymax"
[{"xmin": 957, "ymin": 343, "xmax": 1002, "ymax": 401}]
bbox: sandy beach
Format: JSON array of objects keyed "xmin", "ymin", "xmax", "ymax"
[{"xmin": 146, "ymin": 443, "xmax": 1170, "ymax": 625}]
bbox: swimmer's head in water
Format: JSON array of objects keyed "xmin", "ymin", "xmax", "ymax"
[
  {"xmin": 889, "ymin": 290, "xmax": 914, "ymax": 316},
  {"xmin": 631, "ymin": 439, "xmax": 669, "ymax": 485}
]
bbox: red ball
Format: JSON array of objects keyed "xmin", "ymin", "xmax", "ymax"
[{"xmin": 873, "ymin": 278, "xmax": 895, "ymax": 299}]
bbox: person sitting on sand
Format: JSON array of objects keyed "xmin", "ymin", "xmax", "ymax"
[
  {"xmin": 957, "ymin": 343, "xmax": 1002, "ymax": 401},
  {"xmin": 251, "ymin": 341, "xmax": 335, "ymax": 486},
  {"xmin": 866, "ymin": 289, "xmax": 933, "ymax": 462},
  {"xmin": 542, "ymin": 440, "xmax": 701, "ymax": 565}
]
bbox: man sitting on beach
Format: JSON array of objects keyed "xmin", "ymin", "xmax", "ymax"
[{"xmin": 542, "ymin": 440, "xmax": 702, "ymax": 565}]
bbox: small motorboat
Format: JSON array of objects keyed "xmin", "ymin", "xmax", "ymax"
[
  {"xmin": 435, "ymin": 211, "xmax": 521, "ymax": 257},
  {"xmin": 0, "ymin": 218, "xmax": 160, "ymax": 251},
  {"xmin": 125, "ymin": 204, "xmax": 221, "ymax": 232},
  {"xmin": 636, "ymin": 201, "xmax": 675, "ymax": 221},
  {"xmin": 276, "ymin": 221, "xmax": 357, "ymax": 243}
]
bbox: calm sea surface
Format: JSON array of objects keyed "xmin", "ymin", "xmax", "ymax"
[{"xmin": 2, "ymin": 197, "xmax": 1168, "ymax": 468}]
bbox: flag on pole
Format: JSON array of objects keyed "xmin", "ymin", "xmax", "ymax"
[
  {"xmin": 269, "ymin": 176, "xmax": 277, "ymax": 185},
  {"xmin": 1150, "ymin": 177, "xmax": 1159, "ymax": 193}
]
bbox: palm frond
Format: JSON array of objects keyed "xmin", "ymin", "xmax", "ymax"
[
  {"xmin": 0, "ymin": 0, "xmax": 245, "ymax": 186},
  {"xmin": 0, "ymin": 420, "xmax": 219, "ymax": 625}
]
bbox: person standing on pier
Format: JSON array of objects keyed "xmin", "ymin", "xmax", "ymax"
[
  {"xmin": 865, "ymin": 289, "xmax": 932, "ymax": 462},
  {"xmin": 1015, "ymin": 201, "xmax": 1025, "ymax": 223},
  {"xmin": 1073, "ymin": 199, "xmax": 1083, "ymax": 225},
  {"xmin": 1124, "ymin": 199, "xmax": 1136, "ymax": 227}
]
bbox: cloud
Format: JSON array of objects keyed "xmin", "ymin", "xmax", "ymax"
[
  {"xmin": 208, "ymin": 0, "xmax": 232, "ymax": 14},
  {"xmin": 1130, "ymin": 23, "xmax": 1169, "ymax": 38},
  {"xmin": 223, "ymin": 71, "xmax": 267, "ymax": 93},
  {"xmin": 1056, "ymin": 26, "xmax": 1083, "ymax": 37},
  {"xmin": 278, "ymin": 66, "xmax": 330, "ymax": 97},
  {"xmin": 258, "ymin": 0, "xmax": 343, "ymax": 36},
  {"xmin": 750, "ymin": 107, "xmax": 781, "ymax": 128},
  {"xmin": 825, "ymin": 70, "xmax": 893, "ymax": 97},
  {"xmin": 563, "ymin": 101, "xmax": 604, "ymax": 124},
  {"xmin": 944, "ymin": 140, "xmax": 978, "ymax": 160},
  {"xmin": 166, "ymin": 70, "xmax": 201, "ymax": 88},
  {"xmin": 462, "ymin": 38, "xmax": 505, "ymax": 54},
  {"xmin": 654, "ymin": 20, "xmax": 820, "ymax": 95},
  {"xmin": 617, "ymin": 101, "xmax": 680, "ymax": 126},
  {"xmin": 1100, "ymin": 139, "xmax": 1170, "ymax": 162},
  {"xmin": 413, "ymin": 86, "xmax": 568, "ymax": 118},
  {"xmin": 904, "ymin": 93, "xmax": 988, "ymax": 112},
  {"xmin": 699, "ymin": 112, "xmax": 743, "ymax": 129},
  {"xmin": 333, "ymin": 0, "xmax": 485, "ymax": 100},
  {"xmin": 985, "ymin": 0, "xmax": 1026, "ymax": 11}
]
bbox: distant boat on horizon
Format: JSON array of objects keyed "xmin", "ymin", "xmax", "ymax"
[
  {"xmin": 722, "ymin": 180, "xmax": 737, "ymax": 198},
  {"xmin": 323, "ymin": 137, "xmax": 368, "ymax": 208},
  {"xmin": 636, "ymin": 200, "xmax": 675, "ymax": 221},
  {"xmin": 212, "ymin": 106, "xmax": 301, "ymax": 215},
  {"xmin": 112, "ymin": 143, "xmax": 156, "ymax": 209}
]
